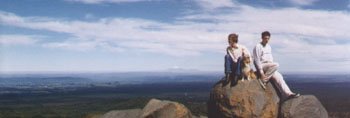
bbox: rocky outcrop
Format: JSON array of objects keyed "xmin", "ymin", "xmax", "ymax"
[
  {"xmin": 141, "ymin": 99, "xmax": 192, "ymax": 118},
  {"xmin": 207, "ymin": 78, "xmax": 280, "ymax": 118},
  {"xmin": 95, "ymin": 98, "xmax": 192, "ymax": 118},
  {"xmin": 192, "ymin": 116, "xmax": 208, "ymax": 118},
  {"xmin": 96, "ymin": 109, "xmax": 142, "ymax": 118},
  {"xmin": 96, "ymin": 77, "xmax": 329, "ymax": 118},
  {"xmin": 281, "ymin": 95, "xmax": 328, "ymax": 118}
]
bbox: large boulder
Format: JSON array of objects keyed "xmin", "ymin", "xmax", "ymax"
[
  {"xmin": 281, "ymin": 95, "xmax": 328, "ymax": 118},
  {"xmin": 141, "ymin": 99, "xmax": 192, "ymax": 118},
  {"xmin": 95, "ymin": 109, "xmax": 142, "ymax": 118},
  {"xmin": 95, "ymin": 98, "xmax": 192, "ymax": 118},
  {"xmin": 207, "ymin": 78, "xmax": 280, "ymax": 118}
]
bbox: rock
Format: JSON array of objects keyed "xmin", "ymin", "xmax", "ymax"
[
  {"xmin": 192, "ymin": 116, "xmax": 208, "ymax": 118},
  {"xmin": 95, "ymin": 98, "xmax": 192, "ymax": 118},
  {"xmin": 281, "ymin": 95, "xmax": 328, "ymax": 118},
  {"xmin": 95, "ymin": 109, "xmax": 142, "ymax": 118},
  {"xmin": 141, "ymin": 99, "xmax": 192, "ymax": 118},
  {"xmin": 207, "ymin": 78, "xmax": 280, "ymax": 118}
]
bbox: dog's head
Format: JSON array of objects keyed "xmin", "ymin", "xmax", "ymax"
[
  {"xmin": 241, "ymin": 56, "xmax": 257, "ymax": 79},
  {"xmin": 241, "ymin": 56, "xmax": 251, "ymax": 67}
]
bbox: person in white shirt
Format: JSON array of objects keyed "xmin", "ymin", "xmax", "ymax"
[
  {"xmin": 253, "ymin": 31, "xmax": 300, "ymax": 98},
  {"xmin": 225, "ymin": 33, "xmax": 251, "ymax": 85}
]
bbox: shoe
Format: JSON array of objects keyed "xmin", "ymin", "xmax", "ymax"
[
  {"xmin": 257, "ymin": 79, "xmax": 266, "ymax": 90},
  {"xmin": 287, "ymin": 93, "xmax": 300, "ymax": 99}
]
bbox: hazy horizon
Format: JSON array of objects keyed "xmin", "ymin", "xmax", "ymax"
[{"xmin": 0, "ymin": 70, "xmax": 349, "ymax": 76}]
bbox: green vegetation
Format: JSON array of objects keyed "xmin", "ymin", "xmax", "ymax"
[
  {"xmin": 0, "ymin": 95, "xmax": 153, "ymax": 118},
  {"xmin": 0, "ymin": 82, "xmax": 212, "ymax": 118}
]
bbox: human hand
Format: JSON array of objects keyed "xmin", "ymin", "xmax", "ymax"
[{"xmin": 260, "ymin": 72, "xmax": 265, "ymax": 80}]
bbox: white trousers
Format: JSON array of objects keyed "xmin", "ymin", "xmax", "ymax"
[{"xmin": 262, "ymin": 63, "xmax": 293, "ymax": 97}]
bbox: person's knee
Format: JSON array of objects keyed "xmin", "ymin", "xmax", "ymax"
[
  {"xmin": 272, "ymin": 63, "xmax": 279, "ymax": 70},
  {"xmin": 273, "ymin": 72, "xmax": 283, "ymax": 80},
  {"xmin": 274, "ymin": 72, "xmax": 282, "ymax": 77},
  {"xmin": 225, "ymin": 54, "xmax": 230, "ymax": 60},
  {"xmin": 225, "ymin": 55, "xmax": 232, "ymax": 64}
]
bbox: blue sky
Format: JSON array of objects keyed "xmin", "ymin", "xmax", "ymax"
[{"xmin": 0, "ymin": 0, "xmax": 349, "ymax": 73}]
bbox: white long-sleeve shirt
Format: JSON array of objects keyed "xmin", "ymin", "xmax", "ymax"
[
  {"xmin": 253, "ymin": 43, "xmax": 273, "ymax": 73},
  {"xmin": 227, "ymin": 44, "xmax": 251, "ymax": 63}
]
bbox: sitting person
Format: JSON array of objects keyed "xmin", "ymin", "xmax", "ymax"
[
  {"xmin": 224, "ymin": 33, "xmax": 251, "ymax": 85},
  {"xmin": 253, "ymin": 31, "xmax": 300, "ymax": 99}
]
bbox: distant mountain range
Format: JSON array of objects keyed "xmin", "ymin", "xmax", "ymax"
[{"xmin": 0, "ymin": 72, "xmax": 349, "ymax": 89}]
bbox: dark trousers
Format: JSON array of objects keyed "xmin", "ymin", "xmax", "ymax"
[{"xmin": 224, "ymin": 54, "xmax": 242, "ymax": 76}]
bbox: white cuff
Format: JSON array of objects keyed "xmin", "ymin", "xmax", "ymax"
[{"xmin": 259, "ymin": 69, "xmax": 264, "ymax": 74}]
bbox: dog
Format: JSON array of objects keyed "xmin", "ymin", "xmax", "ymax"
[{"xmin": 240, "ymin": 56, "xmax": 257, "ymax": 81}]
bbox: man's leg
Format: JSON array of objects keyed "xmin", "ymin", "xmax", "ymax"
[
  {"xmin": 262, "ymin": 63, "xmax": 279, "ymax": 82},
  {"xmin": 257, "ymin": 63, "xmax": 278, "ymax": 89},
  {"xmin": 271, "ymin": 71, "xmax": 293, "ymax": 97}
]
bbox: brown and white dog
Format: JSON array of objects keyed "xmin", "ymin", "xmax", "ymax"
[{"xmin": 240, "ymin": 56, "xmax": 257, "ymax": 81}]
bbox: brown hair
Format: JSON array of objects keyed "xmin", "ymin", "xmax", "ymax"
[
  {"xmin": 261, "ymin": 31, "xmax": 271, "ymax": 38},
  {"xmin": 228, "ymin": 33, "xmax": 238, "ymax": 43}
]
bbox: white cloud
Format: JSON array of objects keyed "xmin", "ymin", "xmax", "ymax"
[
  {"xmin": 180, "ymin": 5, "xmax": 350, "ymax": 38},
  {"xmin": 42, "ymin": 40, "xmax": 126, "ymax": 52},
  {"xmin": 178, "ymin": 5, "xmax": 350, "ymax": 71},
  {"xmin": 288, "ymin": 0, "xmax": 319, "ymax": 6},
  {"xmin": 65, "ymin": 0, "xmax": 154, "ymax": 4},
  {"xmin": 0, "ymin": 35, "xmax": 40, "ymax": 45},
  {"xmin": 1, "ymin": 3, "xmax": 350, "ymax": 71},
  {"xmin": 42, "ymin": 41, "xmax": 97, "ymax": 52},
  {"xmin": 0, "ymin": 11, "xmax": 228, "ymax": 56},
  {"xmin": 193, "ymin": 0, "xmax": 236, "ymax": 10},
  {"xmin": 118, "ymin": 41, "xmax": 202, "ymax": 56},
  {"xmin": 84, "ymin": 13, "xmax": 95, "ymax": 19}
]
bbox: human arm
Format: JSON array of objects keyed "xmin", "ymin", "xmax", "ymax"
[{"xmin": 253, "ymin": 45, "xmax": 265, "ymax": 78}]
